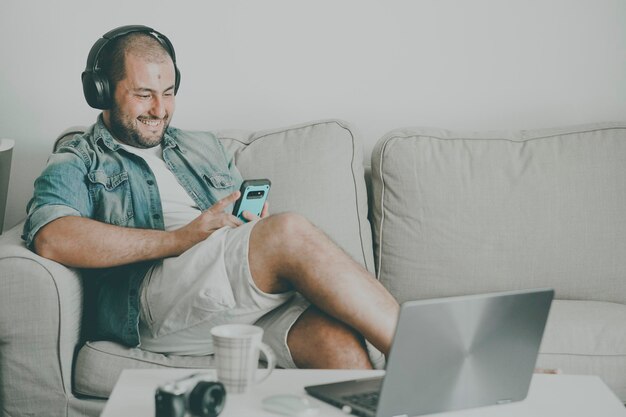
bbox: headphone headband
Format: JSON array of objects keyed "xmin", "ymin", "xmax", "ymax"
[{"xmin": 82, "ymin": 25, "xmax": 181, "ymax": 109}]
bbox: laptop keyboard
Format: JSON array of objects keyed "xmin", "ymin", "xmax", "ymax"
[{"xmin": 343, "ymin": 391, "xmax": 379, "ymax": 412}]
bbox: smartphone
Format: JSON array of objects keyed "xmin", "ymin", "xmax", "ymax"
[{"xmin": 232, "ymin": 179, "xmax": 271, "ymax": 222}]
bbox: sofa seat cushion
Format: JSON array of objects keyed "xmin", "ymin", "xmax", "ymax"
[
  {"xmin": 541, "ymin": 300, "xmax": 626, "ymax": 356},
  {"xmin": 538, "ymin": 300, "xmax": 626, "ymax": 399},
  {"xmin": 74, "ymin": 341, "xmax": 216, "ymax": 398}
]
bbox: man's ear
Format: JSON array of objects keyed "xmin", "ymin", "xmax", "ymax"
[{"xmin": 102, "ymin": 110, "xmax": 112, "ymax": 129}]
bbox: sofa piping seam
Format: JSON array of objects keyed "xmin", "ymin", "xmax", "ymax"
[
  {"xmin": 218, "ymin": 119, "xmax": 347, "ymax": 145},
  {"xmin": 341, "ymin": 122, "xmax": 372, "ymax": 273},
  {"xmin": 382, "ymin": 125, "xmax": 626, "ymax": 144},
  {"xmin": 82, "ymin": 342, "xmax": 213, "ymax": 368},
  {"xmin": 375, "ymin": 137, "xmax": 393, "ymax": 280}
]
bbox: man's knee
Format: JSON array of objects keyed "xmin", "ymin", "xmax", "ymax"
[
  {"xmin": 261, "ymin": 212, "xmax": 313, "ymax": 243},
  {"xmin": 252, "ymin": 212, "xmax": 318, "ymax": 264},
  {"xmin": 287, "ymin": 307, "xmax": 372, "ymax": 369},
  {"xmin": 247, "ymin": 212, "xmax": 317, "ymax": 293}
]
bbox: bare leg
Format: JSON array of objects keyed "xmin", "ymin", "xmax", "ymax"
[
  {"xmin": 287, "ymin": 306, "xmax": 373, "ymax": 369},
  {"xmin": 248, "ymin": 213, "xmax": 399, "ymax": 357}
]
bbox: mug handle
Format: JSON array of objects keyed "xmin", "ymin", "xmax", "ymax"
[{"xmin": 255, "ymin": 342, "xmax": 275, "ymax": 385}]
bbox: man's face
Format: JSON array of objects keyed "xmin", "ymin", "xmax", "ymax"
[{"xmin": 103, "ymin": 53, "xmax": 176, "ymax": 148}]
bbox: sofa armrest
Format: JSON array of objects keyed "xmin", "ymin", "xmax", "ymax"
[{"xmin": 0, "ymin": 223, "xmax": 84, "ymax": 416}]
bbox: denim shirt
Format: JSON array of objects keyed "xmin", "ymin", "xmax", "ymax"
[{"xmin": 22, "ymin": 116, "xmax": 243, "ymax": 346}]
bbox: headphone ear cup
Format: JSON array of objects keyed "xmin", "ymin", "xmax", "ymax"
[{"xmin": 82, "ymin": 70, "xmax": 111, "ymax": 110}]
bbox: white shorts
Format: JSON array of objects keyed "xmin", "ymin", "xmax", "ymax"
[{"xmin": 138, "ymin": 220, "xmax": 309, "ymax": 368}]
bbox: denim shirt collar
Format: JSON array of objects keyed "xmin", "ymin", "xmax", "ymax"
[{"xmin": 93, "ymin": 114, "xmax": 179, "ymax": 152}]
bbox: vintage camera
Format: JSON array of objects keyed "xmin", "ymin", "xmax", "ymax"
[{"xmin": 155, "ymin": 373, "xmax": 226, "ymax": 417}]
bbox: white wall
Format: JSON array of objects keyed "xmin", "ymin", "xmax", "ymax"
[{"xmin": 1, "ymin": 0, "xmax": 625, "ymax": 231}]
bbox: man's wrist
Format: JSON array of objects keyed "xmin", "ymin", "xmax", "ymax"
[{"xmin": 165, "ymin": 228, "xmax": 197, "ymax": 257}]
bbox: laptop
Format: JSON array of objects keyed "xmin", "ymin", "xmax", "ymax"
[{"xmin": 305, "ymin": 288, "xmax": 554, "ymax": 417}]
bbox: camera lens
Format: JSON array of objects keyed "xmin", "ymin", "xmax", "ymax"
[
  {"xmin": 188, "ymin": 381, "xmax": 226, "ymax": 417},
  {"xmin": 247, "ymin": 190, "xmax": 264, "ymax": 199}
]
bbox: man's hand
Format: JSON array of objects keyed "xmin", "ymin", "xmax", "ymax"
[{"xmin": 173, "ymin": 191, "xmax": 244, "ymax": 249}]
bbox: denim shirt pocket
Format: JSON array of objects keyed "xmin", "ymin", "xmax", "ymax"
[
  {"xmin": 204, "ymin": 173, "xmax": 234, "ymax": 189},
  {"xmin": 87, "ymin": 170, "xmax": 134, "ymax": 226}
]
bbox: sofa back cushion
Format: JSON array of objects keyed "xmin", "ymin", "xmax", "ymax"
[
  {"xmin": 216, "ymin": 119, "xmax": 375, "ymax": 272},
  {"xmin": 371, "ymin": 122, "xmax": 626, "ymax": 303}
]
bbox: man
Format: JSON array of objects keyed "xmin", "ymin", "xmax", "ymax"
[{"xmin": 23, "ymin": 26, "xmax": 399, "ymax": 369}]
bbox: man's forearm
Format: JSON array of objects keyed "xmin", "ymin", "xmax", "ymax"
[
  {"xmin": 33, "ymin": 192, "xmax": 244, "ymax": 268},
  {"xmin": 33, "ymin": 216, "xmax": 184, "ymax": 268}
]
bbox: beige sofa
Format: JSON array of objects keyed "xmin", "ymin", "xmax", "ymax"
[{"xmin": 1, "ymin": 120, "xmax": 625, "ymax": 416}]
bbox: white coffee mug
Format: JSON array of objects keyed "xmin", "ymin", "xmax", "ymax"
[{"xmin": 210, "ymin": 324, "xmax": 275, "ymax": 394}]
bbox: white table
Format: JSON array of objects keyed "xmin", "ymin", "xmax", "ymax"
[{"xmin": 101, "ymin": 369, "xmax": 626, "ymax": 417}]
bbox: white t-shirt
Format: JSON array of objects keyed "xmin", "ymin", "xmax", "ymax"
[{"xmin": 116, "ymin": 140, "xmax": 201, "ymax": 231}]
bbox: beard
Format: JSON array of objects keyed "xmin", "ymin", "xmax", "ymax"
[{"xmin": 108, "ymin": 103, "xmax": 170, "ymax": 149}]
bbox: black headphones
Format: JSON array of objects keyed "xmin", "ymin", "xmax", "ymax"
[{"xmin": 82, "ymin": 25, "xmax": 181, "ymax": 110}]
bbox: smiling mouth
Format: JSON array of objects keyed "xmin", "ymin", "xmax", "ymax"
[{"xmin": 138, "ymin": 118, "xmax": 164, "ymax": 128}]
